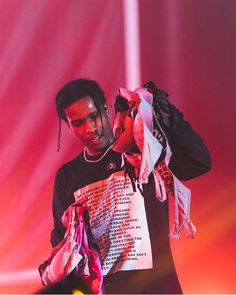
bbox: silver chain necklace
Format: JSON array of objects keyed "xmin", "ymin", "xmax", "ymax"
[{"xmin": 83, "ymin": 144, "xmax": 113, "ymax": 163}]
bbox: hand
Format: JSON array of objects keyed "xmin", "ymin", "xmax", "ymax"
[
  {"xmin": 144, "ymin": 81, "xmax": 182, "ymax": 130},
  {"xmin": 117, "ymin": 88, "xmax": 140, "ymax": 115}
]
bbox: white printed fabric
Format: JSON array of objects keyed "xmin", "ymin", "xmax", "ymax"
[{"xmin": 73, "ymin": 170, "xmax": 153, "ymax": 276}]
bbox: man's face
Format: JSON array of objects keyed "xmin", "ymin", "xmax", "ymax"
[{"xmin": 65, "ymin": 96, "xmax": 114, "ymax": 155}]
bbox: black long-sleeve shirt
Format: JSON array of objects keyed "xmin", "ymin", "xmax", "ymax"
[{"xmin": 50, "ymin": 101, "xmax": 211, "ymax": 294}]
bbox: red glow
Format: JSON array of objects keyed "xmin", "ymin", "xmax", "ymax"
[{"xmin": 0, "ymin": 0, "xmax": 235, "ymax": 293}]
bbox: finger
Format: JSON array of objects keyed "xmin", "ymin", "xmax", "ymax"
[{"xmin": 118, "ymin": 87, "xmax": 140, "ymax": 103}]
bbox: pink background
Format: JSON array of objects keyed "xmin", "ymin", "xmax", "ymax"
[{"xmin": 0, "ymin": 0, "xmax": 235, "ymax": 293}]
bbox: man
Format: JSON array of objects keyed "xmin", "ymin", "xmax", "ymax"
[{"xmin": 49, "ymin": 78, "xmax": 211, "ymax": 293}]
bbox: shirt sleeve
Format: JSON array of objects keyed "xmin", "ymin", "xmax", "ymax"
[
  {"xmin": 50, "ymin": 165, "xmax": 102, "ymax": 259},
  {"xmin": 50, "ymin": 166, "xmax": 71, "ymax": 247},
  {"xmin": 163, "ymin": 104, "xmax": 212, "ymax": 180}
]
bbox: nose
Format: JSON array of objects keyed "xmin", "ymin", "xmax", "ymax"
[{"xmin": 84, "ymin": 118, "xmax": 97, "ymax": 134}]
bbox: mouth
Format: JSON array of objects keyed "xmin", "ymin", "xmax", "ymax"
[{"xmin": 87, "ymin": 134, "xmax": 103, "ymax": 144}]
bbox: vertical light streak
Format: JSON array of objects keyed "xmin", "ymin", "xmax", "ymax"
[
  {"xmin": 123, "ymin": 0, "xmax": 141, "ymax": 90},
  {"xmin": 163, "ymin": 0, "xmax": 182, "ymax": 103}
]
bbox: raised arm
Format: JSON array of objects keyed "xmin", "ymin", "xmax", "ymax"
[{"xmin": 149, "ymin": 82, "xmax": 211, "ymax": 180}]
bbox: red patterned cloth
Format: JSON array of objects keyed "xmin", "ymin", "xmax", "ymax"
[{"xmin": 155, "ymin": 161, "xmax": 196, "ymax": 238}]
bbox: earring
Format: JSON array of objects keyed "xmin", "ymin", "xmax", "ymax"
[{"xmin": 104, "ymin": 104, "xmax": 109, "ymax": 117}]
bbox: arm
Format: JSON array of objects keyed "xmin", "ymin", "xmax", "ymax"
[
  {"xmin": 149, "ymin": 82, "xmax": 212, "ymax": 180},
  {"xmin": 50, "ymin": 167, "xmax": 71, "ymax": 247},
  {"xmin": 113, "ymin": 82, "xmax": 211, "ymax": 181},
  {"xmin": 166, "ymin": 105, "xmax": 211, "ymax": 180},
  {"xmin": 50, "ymin": 166, "xmax": 102, "ymax": 254}
]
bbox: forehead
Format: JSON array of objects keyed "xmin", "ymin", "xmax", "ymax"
[{"xmin": 65, "ymin": 96, "xmax": 97, "ymax": 119}]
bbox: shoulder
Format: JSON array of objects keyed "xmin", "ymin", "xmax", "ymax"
[
  {"xmin": 55, "ymin": 153, "xmax": 84, "ymax": 180},
  {"xmin": 63, "ymin": 152, "xmax": 84, "ymax": 169}
]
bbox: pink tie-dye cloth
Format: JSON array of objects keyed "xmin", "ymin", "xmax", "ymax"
[{"xmin": 39, "ymin": 202, "xmax": 103, "ymax": 293}]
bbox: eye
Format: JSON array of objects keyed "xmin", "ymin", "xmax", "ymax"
[
  {"xmin": 89, "ymin": 111, "xmax": 99, "ymax": 120},
  {"xmin": 72, "ymin": 120, "xmax": 83, "ymax": 127}
]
